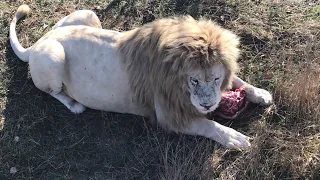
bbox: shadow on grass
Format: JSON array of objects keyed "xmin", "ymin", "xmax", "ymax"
[
  {"xmin": 93, "ymin": 0, "xmax": 239, "ymax": 31},
  {"xmin": 0, "ymin": 1, "xmax": 262, "ymax": 179},
  {"xmin": 0, "ymin": 15, "xmax": 216, "ymax": 180}
]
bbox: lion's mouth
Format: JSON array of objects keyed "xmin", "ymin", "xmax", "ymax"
[{"xmin": 198, "ymin": 104, "xmax": 217, "ymax": 114}]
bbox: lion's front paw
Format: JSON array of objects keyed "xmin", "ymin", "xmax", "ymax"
[
  {"xmin": 183, "ymin": 119, "xmax": 251, "ymax": 150},
  {"xmin": 69, "ymin": 102, "xmax": 86, "ymax": 114},
  {"xmin": 245, "ymin": 86, "xmax": 273, "ymax": 106},
  {"xmin": 218, "ymin": 126, "xmax": 251, "ymax": 149}
]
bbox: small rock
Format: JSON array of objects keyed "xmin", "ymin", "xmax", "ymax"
[
  {"xmin": 220, "ymin": 15, "xmax": 225, "ymax": 22},
  {"xmin": 14, "ymin": 136, "xmax": 19, "ymax": 142},
  {"xmin": 57, "ymin": 135, "xmax": 64, "ymax": 142},
  {"xmin": 10, "ymin": 167, "xmax": 17, "ymax": 174}
]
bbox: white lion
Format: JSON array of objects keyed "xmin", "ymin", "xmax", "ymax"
[{"xmin": 10, "ymin": 5, "xmax": 273, "ymax": 149}]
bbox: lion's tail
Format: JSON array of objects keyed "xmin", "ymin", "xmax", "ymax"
[{"xmin": 10, "ymin": 4, "xmax": 31, "ymax": 62}]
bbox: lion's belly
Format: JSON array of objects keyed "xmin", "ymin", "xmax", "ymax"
[
  {"xmin": 68, "ymin": 72, "xmax": 145, "ymax": 116},
  {"xmin": 60, "ymin": 35, "xmax": 149, "ymax": 117}
]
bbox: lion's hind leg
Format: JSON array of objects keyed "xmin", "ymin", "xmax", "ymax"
[
  {"xmin": 29, "ymin": 39, "xmax": 86, "ymax": 114},
  {"xmin": 52, "ymin": 10, "xmax": 102, "ymax": 29},
  {"xmin": 50, "ymin": 91, "xmax": 86, "ymax": 114}
]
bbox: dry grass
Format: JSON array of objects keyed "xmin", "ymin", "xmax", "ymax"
[{"xmin": 0, "ymin": 0, "xmax": 319, "ymax": 179}]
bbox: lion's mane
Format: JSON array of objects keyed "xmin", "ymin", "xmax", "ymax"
[{"xmin": 118, "ymin": 16, "xmax": 240, "ymax": 131}]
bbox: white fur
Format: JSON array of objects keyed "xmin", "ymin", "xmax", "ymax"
[
  {"xmin": 50, "ymin": 91, "xmax": 86, "ymax": 114},
  {"xmin": 183, "ymin": 119, "xmax": 251, "ymax": 149},
  {"xmin": 232, "ymin": 76, "xmax": 273, "ymax": 105},
  {"xmin": 10, "ymin": 7, "xmax": 273, "ymax": 149},
  {"xmin": 155, "ymin": 97, "xmax": 250, "ymax": 148},
  {"xmin": 188, "ymin": 65, "xmax": 225, "ymax": 114},
  {"xmin": 52, "ymin": 10, "xmax": 102, "ymax": 30},
  {"xmin": 245, "ymin": 87, "xmax": 273, "ymax": 105}
]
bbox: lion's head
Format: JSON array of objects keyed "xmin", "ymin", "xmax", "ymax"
[
  {"xmin": 187, "ymin": 64, "xmax": 226, "ymax": 114},
  {"xmin": 118, "ymin": 16, "xmax": 240, "ymax": 130}
]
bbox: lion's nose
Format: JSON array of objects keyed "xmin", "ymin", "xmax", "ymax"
[{"xmin": 200, "ymin": 104, "xmax": 213, "ymax": 110}]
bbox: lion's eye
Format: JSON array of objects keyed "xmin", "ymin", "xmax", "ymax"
[
  {"xmin": 190, "ymin": 78, "xmax": 199, "ymax": 85},
  {"xmin": 214, "ymin": 77, "xmax": 220, "ymax": 84}
]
